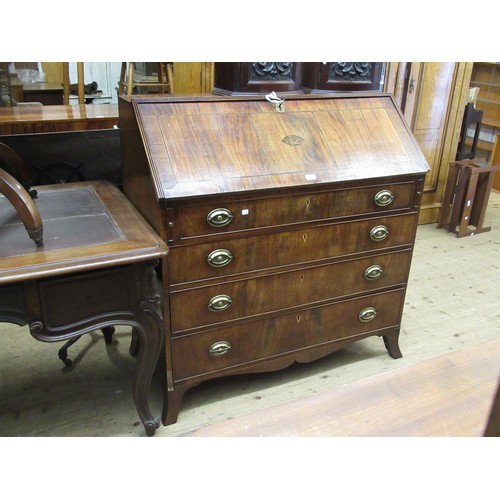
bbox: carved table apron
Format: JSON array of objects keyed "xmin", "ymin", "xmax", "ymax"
[{"xmin": 0, "ymin": 181, "xmax": 168, "ymax": 436}]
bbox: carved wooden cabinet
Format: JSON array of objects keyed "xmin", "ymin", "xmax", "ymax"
[
  {"xmin": 213, "ymin": 62, "xmax": 303, "ymax": 95},
  {"xmin": 118, "ymin": 92, "xmax": 429, "ymax": 424},
  {"xmin": 302, "ymin": 62, "xmax": 384, "ymax": 92},
  {"xmin": 212, "ymin": 62, "xmax": 384, "ymax": 95}
]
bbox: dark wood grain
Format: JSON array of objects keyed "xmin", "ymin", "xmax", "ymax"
[
  {"xmin": 168, "ymin": 213, "xmax": 418, "ymax": 284},
  {"xmin": 170, "ymin": 250, "xmax": 411, "ymax": 333},
  {"xmin": 177, "ymin": 180, "xmax": 416, "ymax": 240},
  {"xmin": 172, "ymin": 289, "xmax": 405, "ymax": 381}
]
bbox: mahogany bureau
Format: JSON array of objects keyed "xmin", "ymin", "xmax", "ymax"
[{"xmin": 118, "ymin": 92, "xmax": 430, "ymax": 425}]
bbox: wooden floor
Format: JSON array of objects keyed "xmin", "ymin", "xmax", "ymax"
[{"xmin": 189, "ymin": 338, "xmax": 500, "ymax": 437}]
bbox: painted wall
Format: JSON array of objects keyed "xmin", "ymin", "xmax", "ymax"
[{"xmin": 66, "ymin": 62, "xmax": 122, "ymax": 104}]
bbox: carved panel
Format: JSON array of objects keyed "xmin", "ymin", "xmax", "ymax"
[
  {"xmin": 213, "ymin": 62, "xmax": 303, "ymax": 95},
  {"xmin": 250, "ymin": 63, "xmax": 294, "ymax": 82},
  {"xmin": 302, "ymin": 62, "xmax": 385, "ymax": 93},
  {"xmin": 329, "ymin": 62, "xmax": 373, "ymax": 82}
]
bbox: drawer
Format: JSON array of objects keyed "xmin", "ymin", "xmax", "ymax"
[
  {"xmin": 38, "ymin": 267, "xmax": 131, "ymax": 332},
  {"xmin": 172, "ymin": 289, "xmax": 405, "ymax": 381},
  {"xmin": 168, "ymin": 213, "xmax": 417, "ymax": 284},
  {"xmin": 175, "ymin": 182, "xmax": 416, "ymax": 239},
  {"xmin": 170, "ymin": 250, "xmax": 411, "ymax": 333}
]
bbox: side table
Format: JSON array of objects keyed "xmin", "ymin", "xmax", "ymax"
[{"xmin": 0, "ymin": 180, "xmax": 168, "ymax": 436}]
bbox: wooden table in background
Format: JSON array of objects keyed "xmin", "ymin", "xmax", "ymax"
[
  {"xmin": 22, "ymin": 83, "xmax": 64, "ymax": 106},
  {"xmin": 0, "ymin": 104, "xmax": 118, "ymax": 135}
]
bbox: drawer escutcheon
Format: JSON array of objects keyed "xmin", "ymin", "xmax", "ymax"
[
  {"xmin": 209, "ymin": 341, "xmax": 232, "ymax": 356},
  {"xmin": 364, "ymin": 264, "xmax": 384, "ymax": 280},
  {"xmin": 359, "ymin": 307, "xmax": 377, "ymax": 322},
  {"xmin": 207, "ymin": 249, "xmax": 233, "ymax": 268},
  {"xmin": 207, "ymin": 208, "xmax": 234, "ymax": 228},
  {"xmin": 208, "ymin": 294, "xmax": 233, "ymax": 312},
  {"xmin": 374, "ymin": 189, "xmax": 395, "ymax": 207},
  {"xmin": 370, "ymin": 225, "xmax": 389, "ymax": 241}
]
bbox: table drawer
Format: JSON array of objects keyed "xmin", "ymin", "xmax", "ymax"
[
  {"xmin": 169, "ymin": 213, "xmax": 417, "ymax": 284},
  {"xmin": 38, "ymin": 267, "xmax": 132, "ymax": 333},
  {"xmin": 175, "ymin": 182, "xmax": 416, "ymax": 239},
  {"xmin": 170, "ymin": 250, "xmax": 411, "ymax": 333},
  {"xmin": 172, "ymin": 289, "xmax": 405, "ymax": 381}
]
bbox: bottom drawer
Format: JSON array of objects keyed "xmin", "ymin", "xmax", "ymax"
[{"xmin": 172, "ymin": 289, "xmax": 405, "ymax": 381}]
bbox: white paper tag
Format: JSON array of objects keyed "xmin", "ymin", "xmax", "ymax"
[
  {"xmin": 305, "ymin": 173, "xmax": 317, "ymax": 181},
  {"xmin": 241, "ymin": 208, "xmax": 249, "ymax": 215}
]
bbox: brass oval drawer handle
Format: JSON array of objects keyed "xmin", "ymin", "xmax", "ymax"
[
  {"xmin": 207, "ymin": 208, "xmax": 234, "ymax": 227},
  {"xmin": 364, "ymin": 264, "xmax": 384, "ymax": 280},
  {"xmin": 207, "ymin": 249, "xmax": 233, "ymax": 268},
  {"xmin": 370, "ymin": 225, "xmax": 389, "ymax": 241},
  {"xmin": 209, "ymin": 340, "xmax": 232, "ymax": 356},
  {"xmin": 208, "ymin": 294, "xmax": 233, "ymax": 312},
  {"xmin": 374, "ymin": 189, "xmax": 395, "ymax": 207},
  {"xmin": 359, "ymin": 307, "xmax": 377, "ymax": 322}
]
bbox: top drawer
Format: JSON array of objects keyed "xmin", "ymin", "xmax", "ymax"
[{"xmin": 173, "ymin": 181, "xmax": 416, "ymax": 240}]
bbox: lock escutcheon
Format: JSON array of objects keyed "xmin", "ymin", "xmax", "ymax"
[{"xmin": 207, "ymin": 208, "xmax": 233, "ymax": 227}]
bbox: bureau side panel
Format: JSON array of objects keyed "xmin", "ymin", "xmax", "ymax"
[{"xmin": 119, "ymin": 97, "xmax": 164, "ymax": 237}]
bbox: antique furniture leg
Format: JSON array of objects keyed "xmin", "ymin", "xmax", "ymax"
[
  {"xmin": 449, "ymin": 164, "xmax": 470, "ymax": 234},
  {"xmin": 58, "ymin": 336, "xmax": 81, "ymax": 367},
  {"xmin": 383, "ymin": 330, "xmax": 403, "ymax": 359},
  {"xmin": 457, "ymin": 167, "xmax": 479, "ymax": 237},
  {"xmin": 25, "ymin": 262, "xmax": 164, "ymax": 436},
  {"xmin": 57, "ymin": 326, "xmax": 116, "ymax": 367},
  {"xmin": 468, "ymin": 166, "xmax": 498, "ymax": 233},
  {"xmin": 437, "ymin": 162, "xmax": 460, "ymax": 231},
  {"xmin": 129, "ymin": 327, "xmax": 140, "ymax": 357},
  {"xmin": 163, "ymin": 385, "xmax": 190, "ymax": 425},
  {"xmin": 130, "ymin": 262, "xmax": 164, "ymax": 436}
]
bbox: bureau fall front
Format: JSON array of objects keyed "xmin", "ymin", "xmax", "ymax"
[{"xmin": 118, "ymin": 92, "xmax": 430, "ymax": 424}]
